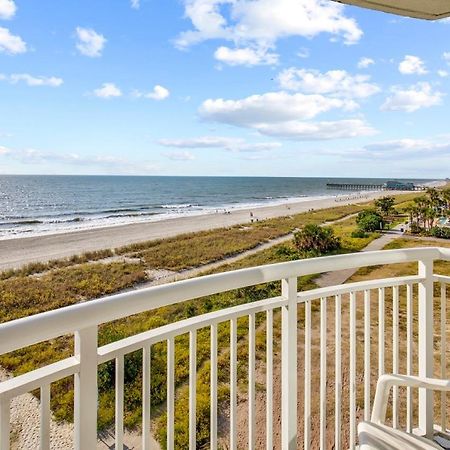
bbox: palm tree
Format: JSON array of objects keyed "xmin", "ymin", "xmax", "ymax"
[{"xmin": 441, "ymin": 189, "xmax": 450, "ymax": 213}]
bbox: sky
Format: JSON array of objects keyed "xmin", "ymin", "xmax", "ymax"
[{"xmin": 0, "ymin": 0, "xmax": 450, "ymax": 178}]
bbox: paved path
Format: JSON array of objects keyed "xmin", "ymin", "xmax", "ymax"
[
  {"xmin": 128, "ymin": 212, "xmax": 360, "ymax": 290},
  {"xmin": 316, "ymin": 226, "xmax": 405, "ymax": 288}
]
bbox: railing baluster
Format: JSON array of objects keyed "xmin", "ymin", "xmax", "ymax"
[
  {"xmin": 406, "ymin": 283, "xmax": 413, "ymax": 433},
  {"xmin": 0, "ymin": 399, "xmax": 10, "ymax": 450},
  {"xmin": 349, "ymin": 292, "xmax": 356, "ymax": 450},
  {"xmin": 266, "ymin": 309, "xmax": 273, "ymax": 450},
  {"xmin": 40, "ymin": 384, "xmax": 51, "ymax": 450},
  {"xmin": 211, "ymin": 324, "xmax": 218, "ymax": 450},
  {"xmin": 320, "ymin": 297, "xmax": 327, "ymax": 450},
  {"xmin": 230, "ymin": 318, "xmax": 237, "ymax": 450},
  {"xmin": 364, "ymin": 289, "xmax": 371, "ymax": 422},
  {"xmin": 335, "ymin": 294, "xmax": 342, "ymax": 450},
  {"xmin": 167, "ymin": 338, "xmax": 175, "ymax": 450},
  {"xmin": 189, "ymin": 331, "xmax": 197, "ymax": 450},
  {"xmin": 441, "ymin": 282, "xmax": 447, "ymax": 432},
  {"xmin": 418, "ymin": 258, "xmax": 434, "ymax": 438},
  {"xmin": 392, "ymin": 286, "xmax": 399, "ymax": 429},
  {"xmin": 249, "ymin": 313, "xmax": 256, "ymax": 449},
  {"xmin": 378, "ymin": 288, "xmax": 385, "ymax": 378},
  {"xmin": 142, "ymin": 346, "xmax": 151, "ymax": 450},
  {"xmin": 304, "ymin": 298, "xmax": 311, "ymax": 450},
  {"xmin": 282, "ymin": 277, "xmax": 298, "ymax": 450},
  {"xmin": 115, "ymin": 355, "xmax": 124, "ymax": 450},
  {"xmin": 74, "ymin": 326, "xmax": 98, "ymax": 450}
]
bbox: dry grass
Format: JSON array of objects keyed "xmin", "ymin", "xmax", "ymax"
[{"xmin": 119, "ymin": 203, "xmax": 369, "ymax": 271}]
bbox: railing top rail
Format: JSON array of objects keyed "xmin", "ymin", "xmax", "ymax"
[
  {"xmin": 434, "ymin": 274, "xmax": 450, "ymax": 283},
  {"xmin": 439, "ymin": 247, "xmax": 450, "ymax": 261},
  {"xmin": 0, "ymin": 247, "xmax": 443, "ymax": 355},
  {"xmin": 298, "ymin": 275, "xmax": 423, "ymax": 302},
  {"xmin": 0, "ymin": 357, "xmax": 80, "ymax": 400}
]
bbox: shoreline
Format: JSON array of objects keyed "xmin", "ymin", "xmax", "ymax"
[
  {"xmin": 0, "ymin": 179, "xmax": 443, "ymax": 241},
  {"xmin": 0, "ymin": 189, "xmax": 415, "ymax": 271}
]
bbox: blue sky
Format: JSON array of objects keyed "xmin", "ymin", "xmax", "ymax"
[{"xmin": 0, "ymin": 0, "xmax": 449, "ymax": 178}]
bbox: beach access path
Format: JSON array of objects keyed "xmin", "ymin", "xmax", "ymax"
[{"xmin": 0, "ymin": 190, "xmax": 394, "ymax": 271}]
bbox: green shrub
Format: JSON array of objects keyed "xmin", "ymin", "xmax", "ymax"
[
  {"xmin": 356, "ymin": 209, "xmax": 384, "ymax": 232},
  {"xmin": 427, "ymin": 227, "xmax": 450, "ymax": 239},
  {"xmin": 293, "ymin": 224, "xmax": 341, "ymax": 257}
]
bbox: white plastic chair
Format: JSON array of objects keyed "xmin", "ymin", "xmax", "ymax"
[{"xmin": 358, "ymin": 374, "xmax": 450, "ymax": 449}]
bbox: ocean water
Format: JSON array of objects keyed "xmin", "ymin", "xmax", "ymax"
[{"xmin": 0, "ymin": 175, "xmax": 433, "ymax": 239}]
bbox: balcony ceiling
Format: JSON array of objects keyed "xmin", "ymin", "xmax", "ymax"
[{"xmin": 334, "ymin": 0, "xmax": 450, "ymax": 20}]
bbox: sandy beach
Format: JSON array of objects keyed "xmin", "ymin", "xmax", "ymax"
[{"xmin": 0, "ymin": 190, "xmax": 414, "ymax": 271}]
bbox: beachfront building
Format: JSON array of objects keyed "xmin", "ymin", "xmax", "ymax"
[
  {"xmin": 1, "ymin": 3, "xmax": 450, "ymax": 450},
  {"xmin": 384, "ymin": 181, "xmax": 417, "ymax": 191}
]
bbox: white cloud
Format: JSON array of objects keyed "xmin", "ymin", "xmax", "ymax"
[
  {"xmin": 214, "ymin": 46, "xmax": 278, "ymax": 66},
  {"xmin": 178, "ymin": 0, "xmax": 362, "ymax": 46},
  {"xmin": 1, "ymin": 73, "xmax": 63, "ymax": 87},
  {"xmin": 357, "ymin": 57, "xmax": 374, "ymax": 69},
  {"xmin": 365, "ymin": 139, "xmax": 440, "ymax": 153},
  {"xmin": 331, "ymin": 137, "xmax": 450, "ymax": 161},
  {"xmin": 93, "ymin": 83, "xmax": 122, "ymax": 98},
  {"xmin": 75, "ymin": 27, "xmax": 106, "ymax": 57},
  {"xmin": 133, "ymin": 85, "xmax": 170, "ymax": 100},
  {"xmin": 198, "ymin": 90, "xmax": 375, "ymax": 141},
  {"xmin": 130, "ymin": 0, "xmax": 140, "ymax": 9},
  {"xmin": 254, "ymin": 119, "xmax": 376, "ymax": 140},
  {"xmin": 381, "ymin": 82, "xmax": 443, "ymax": 113},
  {"xmin": 0, "ymin": 145, "xmax": 158, "ymax": 174},
  {"xmin": 443, "ymin": 52, "xmax": 450, "ymax": 65},
  {"xmin": 159, "ymin": 136, "xmax": 282, "ymax": 152},
  {"xmin": 438, "ymin": 69, "xmax": 449, "ymax": 78},
  {"xmin": 163, "ymin": 151, "xmax": 195, "ymax": 160},
  {"xmin": 199, "ymin": 91, "xmax": 357, "ymax": 127},
  {"xmin": 398, "ymin": 55, "xmax": 428, "ymax": 75},
  {"xmin": 277, "ymin": 68, "xmax": 380, "ymax": 98},
  {"xmin": 176, "ymin": 0, "xmax": 362, "ymax": 65},
  {"xmin": 0, "ymin": 27, "xmax": 26, "ymax": 54},
  {"xmin": 0, "ymin": 0, "xmax": 16, "ymax": 19}
]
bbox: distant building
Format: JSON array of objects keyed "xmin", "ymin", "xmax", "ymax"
[{"xmin": 384, "ymin": 180, "xmax": 416, "ymax": 191}]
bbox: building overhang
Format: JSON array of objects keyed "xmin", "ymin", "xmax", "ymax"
[{"xmin": 334, "ymin": 0, "xmax": 450, "ymax": 20}]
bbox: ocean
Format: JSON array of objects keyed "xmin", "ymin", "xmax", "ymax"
[{"xmin": 0, "ymin": 175, "xmax": 434, "ymax": 239}]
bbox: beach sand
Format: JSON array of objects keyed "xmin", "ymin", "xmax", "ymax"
[{"xmin": 0, "ymin": 190, "xmax": 413, "ymax": 271}]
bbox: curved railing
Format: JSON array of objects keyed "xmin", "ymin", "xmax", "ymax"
[{"xmin": 0, "ymin": 247, "xmax": 449, "ymax": 449}]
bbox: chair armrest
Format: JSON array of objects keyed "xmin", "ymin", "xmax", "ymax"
[{"xmin": 372, "ymin": 374, "xmax": 450, "ymax": 424}]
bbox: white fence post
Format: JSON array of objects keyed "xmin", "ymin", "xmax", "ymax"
[
  {"xmin": 281, "ymin": 277, "xmax": 298, "ymax": 450},
  {"xmin": 418, "ymin": 258, "xmax": 434, "ymax": 438},
  {"xmin": 74, "ymin": 326, "xmax": 98, "ymax": 450}
]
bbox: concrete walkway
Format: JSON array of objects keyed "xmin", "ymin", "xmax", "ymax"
[
  {"xmin": 129, "ymin": 212, "xmax": 360, "ymax": 291},
  {"xmin": 316, "ymin": 225, "xmax": 405, "ymax": 288}
]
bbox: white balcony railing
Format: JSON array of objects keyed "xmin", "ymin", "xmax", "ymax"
[{"xmin": 0, "ymin": 247, "xmax": 449, "ymax": 449}]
